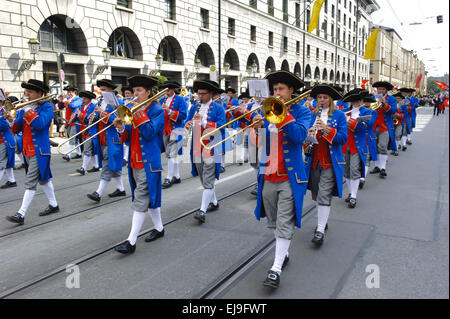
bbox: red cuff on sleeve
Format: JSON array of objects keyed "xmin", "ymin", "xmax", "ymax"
[
  {"xmin": 206, "ymin": 121, "xmax": 217, "ymax": 129},
  {"xmin": 322, "ymin": 126, "xmax": 337, "ymax": 144},
  {"xmin": 132, "ymin": 110, "xmax": 150, "ymax": 128},
  {"xmin": 100, "ymin": 111, "xmax": 110, "ymax": 124},
  {"xmin": 169, "ymin": 110, "xmax": 179, "ymax": 122},
  {"xmin": 276, "ymin": 112, "xmax": 295, "ymax": 129},
  {"xmin": 120, "ymin": 129, "xmax": 129, "ymax": 143},
  {"xmin": 24, "ymin": 110, "xmax": 38, "ymax": 125},
  {"xmin": 347, "ymin": 118, "xmax": 357, "ymax": 132}
]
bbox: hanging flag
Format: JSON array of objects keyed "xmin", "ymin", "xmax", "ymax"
[
  {"xmin": 433, "ymin": 81, "xmax": 449, "ymax": 91},
  {"xmin": 361, "ymin": 80, "xmax": 370, "ymax": 89},
  {"xmin": 308, "ymin": 0, "xmax": 326, "ymax": 33},
  {"xmin": 364, "ymin": 28, "xmax": 379, "ymax": 60},
  {"xmin": 415, "ymin": 74, "xmax": 423, "ymax": 88},
  {"xmin": 443, "ymin": 98, "xmax": 449, "ymax": 108}
]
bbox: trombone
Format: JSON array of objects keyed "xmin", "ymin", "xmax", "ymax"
[
  {"xmin": 4, "ymin": 94, "xmax": 56, "ymax": 118},
  {"xmin": 57, "ymin": 88, "xmax": 168, "ymax": 156},
  {"xmin": 200, "ymin": 90, "xmax": 311, "ymax": 151}
]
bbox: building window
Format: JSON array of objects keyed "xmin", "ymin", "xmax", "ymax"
[
  {"xmin": 324, "ymin": 50, "xmax": 327, "ymax": 62},
  {"xmin": 324, "ymin": 0, "xmax": 328, "ymax": 13},
  {"xmin": 349, "ymin": 2, "xmax": 352, "ymax": 13},
  {"xmin": 268, "ymin": 31, "xmax": 273, "ymax": 46},
  {"xmin": 343, "ymin": 57, "xmax": 345, "ymax": 68},
  {"xmin": 307, "ymin": 9, "xmax": 311, "ymax": 26},
  {"xmin": 331, "ymin": 52, "xmax": 334, "ymax": 63},
  {"xmin": 316, "ymin": 48, "xmax": 320, "ymax": 60},
  {"xmin": 38, "ymin": 17, "xmax": 78, "ymax": 53},
  {"xmin": 108, "ymin": 28, "xmax": 135, "ymax": 58},
  {"xmin": 332, "ymin": 5, "xmax": 335, "ymax": 18},
  {"xmin": 283, "ymin": 0, "xmax": 289, "ymax": 22},
  {"xmin": 200, "ymin": 9, "xmax": 209, "ymax": 29},
  {"xmin": 250, "ymin": 0, "xmax": 257, "ymax": 9},
  {"xmin": 117, "ymin": 0, "xmax": 131, "ymax": 8},
  {"xmin": 337, "ymin": 27, "xmax": 340, "ymax": 45},
  {"xmin": 165, "ymin": 0, "xmax": 175, "ymax": 20},
  {"xmin": 338, "ymin": 9, "xmax": 340, "ymax": 22},
  {"xmin": 344, "ymin": 14, "xmax": 346, "ymax": 26},
  {"xmin": 338, "ymin": 55, "xmax": 340, "ymax": 65},
  {"xmin": 344, "ymin": 0, "xmax": 347, "ymax": 8},
  {"xmin": 296, "ymin": 41, "xmax": 300, "ymax": 54},
  {"xmin": 283, "ymin": 36, "xmax": 288, "ymax": 52},
  {"xmin": 295, "ymin": 3, "xmax": 300, "ymax": 28},
  {"xmin": 268, "ymin": 0, "xmax": 274, "ymax": 16},
  {"xmin": 228, "ymin": 18, "xmax": 235, "ymax": 36},
  {"xmin": 323, "ymin": 19, "xmax": 328, "ymax": 40},
  {"xmin": 250, "ymin": 25, "xmax": 256, "ymax": 42},
  {"xmin": 331, "ymin": 24, "xmax": 334, "ymax": 41},
  {"xmin": 307, "ymin": 45, "xmax": 311, "ymax": 58}
]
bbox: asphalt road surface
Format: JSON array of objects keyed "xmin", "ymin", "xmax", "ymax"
[{"xmin": 0, "ymin": 107, "xmax": 447, "ymax": 299}]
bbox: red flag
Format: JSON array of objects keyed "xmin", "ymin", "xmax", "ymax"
[
  {"xmin": 444, "ymin": 98, "xmax": 449, "ymax": 108},
  {"xmin": 361, "ymin": 80, "xmax": 370, "ymax": 89},
  {"xmin": 434, "ymin": 81, "xmax": 449, "ymax": 91},
  {"xmin": 415, "ymin": 74, "xmax": 423, "ymax": 88}
]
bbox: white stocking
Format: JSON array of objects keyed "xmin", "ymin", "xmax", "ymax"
[
  {"xmin": 127, "ymin": 211, "xmax": 146, "ymax": 245},
  {"xmin": 5, "ymin": 168, "xmax": 15, "ymax": 182},
  {"xmin": 148, "ymin": 207, "xmax": 164, "ymax": 232},
  {"xmin": 317, "ymin": 205, "xmax": 331, "ymax": 233},
  {"xmin": 113, "ymin": 176, "xmax": 125, "ymax": 192},
  {"xmin": 96, "ymin": 179, "xmax": 108, "ymax": 196},
  {"xmin": 18, "ymin": 189, "xmax": 36, "ymax": 217},
  {"xmin": 271, "ymin": 237, "xmax": 291, "ymax": 274},
  {"xmin": 41, "ymin": 181, "xmax": 58, "ymax": 207}
]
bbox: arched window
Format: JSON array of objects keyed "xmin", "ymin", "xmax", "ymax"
[
  {"xmin": 294, "ymin": 63, "xmax": 301, "ymax": 78},
  {"xmin": 38, "ymin": 15, "xmax": 87, "ymax": 54},
  {"xmin": 246, "ymin": 53, "xmax": 260, "ymax": 73},
  {"xmin": 305, "ymin": 65, "xmax": 312, "ymax": 79},
  {"xmin": 195, "ymin": 43, "xmax": 215, "ymax": 67},
  {"xmin": 108, "ymin": 27, "xmax": 143, "ymax": 60},
  {"xmin": 314, "ymin": 67, "xmax": 320, "ymax": 80},
  {"xmin": 322, "ymin": 69, "xmax": 328, "ymax": 81},
  {"xmin": 158, "ymin": 36, "xmax": 183, "ymax": 64},
  {"xmin": 265, "ymin": 57, "xmax": 276, "ymax": 73},
  {"xmin": 330, "ymin": 70, "xmax": 335, "ymax": 82},
  {"xmin": 224, "ymin": 49, "xmax": 239, "ymax": 70},
  {"xmin": 281, "ymin": 60, "xmax": 290, "ymax": 71}
]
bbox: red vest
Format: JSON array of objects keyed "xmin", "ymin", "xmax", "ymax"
[
  {"xmin": 312, "ymin": 131, "xmax": 332, "ymax": 169},
  {"xmin": 130, "ymin": 126, "xmax": 144, "ymax": 170},
  {"xmin": 79, "ymin": 103, "xmax": 91, "ymax": 138},
  {"xmin": 343, "ymin": 130, "xmax": 358, "ymax": 154},
  {"xmin": 373, "ymin": 108, "xmax": 388, "ymax": 132},
  {"xmin": 23, "ymin": 122, "xmax": 36, "ymax": 156},
  {"xmin": 264, "ymin": 130, "xmax": 289, "ymax": 183}
]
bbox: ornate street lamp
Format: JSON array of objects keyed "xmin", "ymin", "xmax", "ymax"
[
  {"xmin": 19, "ymin": 38, "xmax": 40, "ymax": 74},
  {"xmin": 94, "ymin": 47, "xmax": 111, "ymax": 77}
]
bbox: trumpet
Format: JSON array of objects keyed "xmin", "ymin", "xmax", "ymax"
[
  {"xmin": 4, "ymin": 94, "xmax": 56, "ymax": 118},
  {"xmin": 369, "ymin": 102, "xmax": 382, "ymax": 111},
  {"xmin": 57, "ymin": 90, "xmax": 167, "ymax": 156},
  {"xmin": 200, "ymin": 90, "xmax": 311, "ymax": 151}
]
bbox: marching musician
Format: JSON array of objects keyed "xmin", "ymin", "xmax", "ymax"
[
  {"xmin": 250, "ymin": 71, "xmax": 311, "ymax": 289},
  {"xmin": 184, "ymin": 80, "xmax": 226, "ymax": 224},
  {"xmin": 86, "ymin": 79, "xmax": 125, "ymax": 203},
  {"xmin": 341, "ymin": 89, "xmax": 372, "ymax": 208},
  {"xmin": 74, "ymin": 91, "xmax": 100, "ymax": 175},
  {"xmin": 334, "ymin": 86, "xmax": 348, "ymax": 110},
  {"xmin": 159, "ymin": 80, "xmax": 188, "ymax": 189},
  {"xmin": 300, "ymin": 90, "xmax": 316, "ymax": 112},
  {"xmin": 121, "ymin": 86, "xmax": 134, "ymax": 166},
  {"xmin": 58, "ymin": 86, "xmax": 82, "ymax": 161},
  {"xmin": 359, "ymin": 91, "xmax": 378, "ymax": 189},
  {"xmin": 212, "ymin": 88, "xmax": 228, "ymax": 174},
  {"xmin": 404, "ymin": 88, "xmax": 418, "ymax": 145},
  {"xmin": 10, "ymin": 95, "xmax": 25, "ymax": 171},
  {"xmin": 303, "ymin": 85, "xmax": 347, "ymax": 245},
  {"xmin": 393, "ymin": 92, "xmax": 410, "ymax": 153},
  {"xmin": 6, "ymin": 80, "xmax": 60, "ymax": 225},
  {"xmin": 236, "ymin": 91, "xmax": 251, "ymax": 165},
  {"xmin": 113, "ymin": 75, "xmax": 165, "ymax": 254},
  {"xmin": 369, "ymin": 81, "xmax": 398, "ymax": 178},
  {"xmin": 0, "ymin": 96, "xmax": 17, "ymax": 189}
]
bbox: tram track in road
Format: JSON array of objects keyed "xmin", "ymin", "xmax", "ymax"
[
  {"xmin": 196, "ymin": 203, "xmax": 317, "ymax": 299},
  {"xmin": 0, "ymin": 182, "xmax": 256, "ymax": 299}
]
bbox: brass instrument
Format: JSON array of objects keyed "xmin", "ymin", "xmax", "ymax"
[
  {"xmin": 180, "ymin": 88, "xmax": 188, "ymax": 96},
  {"xmin": 369, "ymin": 102, "xmax": 382, "ymax": 111},
  {"xmin": 4, "ymin": 94, "xmax": 56, "ymax": 118},
  {"xmin": 304, "ymin": 105, "xmax": 323, "ymax": 157},
  {"xmin": 57, "ymin": 90, "xmax": 166, "ymax": 156},
  {"xmin": 394, "ymin": 118, "xmax": 399, "ymax": 126},
  {"xmin": 200, "ymin": 90, "xmax": 312, "ymax": 151}
]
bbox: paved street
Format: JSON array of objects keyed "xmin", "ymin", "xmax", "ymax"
[{"xmin": 0, "ymin": 107, "xmax": 447, "ymax": 299}]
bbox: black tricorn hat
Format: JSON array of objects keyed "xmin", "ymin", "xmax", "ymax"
[
  {"xmin": 193, "ymin": 80, "xmax": 221, "ymax": 93},
  {"xmin": 333, "ymin": 86, "xmax": 345, "ymax": 93},
  {"xmin": 21, "ymin": 79, "xmax": 49, "ymax": 94},
  {"xmin": 310, "ymin": 84, "xmax": 342, "ymax": 100},
  {"xmin": 96, "ymin": 79, "xmax": 118, "ymax": 89},
  {"xmin": 64, "ymin": 85, "xmax": 77, "ymax": 92},
  {"xmin": 160, "ymin": 80, "xmax": 181, "ymax": 89},
  {"xmin": 342, "ymin": 88, "xmax": 365, "ymax": 102},
  {"xmin": 408, "ymin": 88, "xmax": 416, "ymax": 92},
  {"xmin": 121, "ymin": 86, "xmax": 133, "ymax": 94},
  {"xmin": 264, "ymin": 70, "xmax": 305, "ymax": 91},
  {"xmin": 238, "ymin": 91, "xmax": 251, "ymax": 99},
  {"xmin": 360, "ymin": 90, "xmax": 376, "ymax": 103},
  {"xmin": 128, "ymin": 75, "xmax": 158, "ymax": 89},
  {"xmin": 6, "ymin": 96, "xmax": 19, "ymax": 104},
  {"xmin": 225, "ymin": 87, "xmax": 236, "ymax": 94},
  {"xmin": 399, "ymin": 87, "xmax": 410, "ymax": 93},
  {"xmin": 393, "ymin": 92, "xmax": 404, "ymax": 99},
  {"xmin": 373, "ymin": 81, "xmax": 394, "ymax": 91},
  {"xmin": 78, "ymin": 91, "xmax": 96, "ymax": 100}
]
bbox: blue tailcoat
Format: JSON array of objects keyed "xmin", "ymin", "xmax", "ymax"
[
  {"xmin": 400, "ymin": 101, "xmax": 412, "ymax": 134},
  {"xmin": 60, "ymin": 96, "xmax": 82, "ymax": 132},
  {"xmin": 14, "ymin": 101, "xmax": 54, "ymax": 181},
  {"xmin": 408, "ymin": 96, "xmax": 418, "ymax": 128},
  {"xmin": 341, "ymin": 106, "xmax": 373, "ymax": 178},
  {"xmin": 0, "ymin": 109, "xmax": 16, "ymax": 168},
  {"xmin": 336, "ymin": 99, "xmax": 349, "ymax": 109},
  {"xmin": 304, "ymin": 110, "xmax": 348, "ymax": 198},
  {"xmin": 77, "ymin": 103, "xmax": 102, "ymax": 168},
  {"xmin": 185, "ymin": 101, "xmax": 226, "ymax": 180},
  {"xmin": 159, "ymin": 94, "xmax": 188, "ymax": 155},
  {"xmin": 99, "ymin": 104, "xmax": 124, "ymax": 171},
  {"xmin": 372, "ymin": 95, "xmax": 398, "ymax": 151},
  {"xmin": 123, "ymin": 102, "xmax": 164, "ymax": 209},
  {"xmin": 366, "ymin": 109, "xmax": 378, "ymax": 162},
  {"xmin": 254, "ymin": 103, "xmax": 311, "ymax": 228}
]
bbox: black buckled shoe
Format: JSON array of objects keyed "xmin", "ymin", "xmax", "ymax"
[
  {"xmin": 220, "ymin": 166, "xmax": 225, "ymax": 173},
  {"xmin": 87, "ymin": 167, "xmax": 100, "ymax": 173},
  {"xmin": 206, "ymin": 202, "xmax": 219, "ymax": 212},
  {"xmin": 172, "ymin": 177, "xmax": 181, "ymax": 184},
  {"xmin": 379, "ymin": 169, "xmax": 387, "ymax": 178},
  {"xmin": 348, "ymin": 198, "xmax": 357, "ymax": 208},
  {"xmin": 76, "ymin": 167, "xmax": 85, "ymax": 175},
  {"xmin": 87, "ymin": 191, "xmax": 101, "ymax": 202},
  {"xmin": 144, "ymin": 229, "xmax": 165, "ymax": 242},
  {"xmin": 39, "ymin": 205, "xmax": 60, "ymax": 216},
  {"xmin": 114, "ymin": 241, "xmax": 136, "ymax": 254},
  {"xmin": 312, "ymin": 231, "xmax": 324, "ymax": 245},
  {"xmin": 390, "ymin": 150, "xmax": 395, "ymax": 155},
  {"xmin": 406, "ymin": 140, "xmax": 412, "ymax": 145},
  {"xmin": 72, "ymin": 154, "xmax": 82, "ymax": 159},
  {"xmin": 1, "ymin": 181, "xmax": 17, "ymax": 189},
  {"xmin": 62, "ymin": 155, "xmax": 70, "ymax": 162},
  {"xmin": 370, "ymin": 167, "xmax": 380, "ymax": 174},
  {"xmin": 402, "ymin": 146, "xmax": 407, "ymax": 151},
  {"xmin": 108, "ymin": 189, "xmax": 126, "ymax": 198},
  {"xmin": 263, "ymin": 270, "xmax": 280, "ymax": 289},
  {"xmin": 345, "ymin": 193, "xmax": 352, "ymax": 203},
  {"xmin": 359, "ymin": 180, "xmax": 365, "ymax": 189},
  {"xmin": 162, "ymin": 178, "xmax": 173, "ymax": 189},
  {"xmin": 6, "ymin": 213, "xmax": 24, "ymax": 225},
  {"xmin": 393, "ymin": 150, "xmax": 399, "ymax": 156},
  {"xmin": 194, "ymin": 210, "xmax": 206, "ymax": 223}
]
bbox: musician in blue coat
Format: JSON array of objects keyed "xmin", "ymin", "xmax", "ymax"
[
  {"xmin": 341, "ymin": 89, "xmax": 372, "ymax": 208},
  {"xmin": 359, "ymin": 92, "xmax": 378, "ymax": 189},
  {"xmin": 248, "ymin": 71, "xmax": 311, "ymax": 289},
  {"xmin": 6, "ymin": 80, "xmax": 60, "ymax": 225},
  {"xmin": 121, "ymin": 86, "xmax": 134, "ymax": 165},
  {"xmin": 405, "ymin": 88, "xmax": 418, "ymax": 144},
  {"xmin": 303, "ymin": 85, "xmax": 347, "ymax": 246},
  {"xmin": 184, "ymin": 80, "xmax": 226, "ymax": 224},
  {"xmin": 59, "ymin": 86, "xmax": 83, "ymax": 161},
  {"xmin": 0, "ymin": 98, "xmax": 17, "ymax": 188},
  {"xmin": 113, "ymin": 75, "xmax": 165, "ymax": 254},
  {"xmin": 74, "ymin": 91, "xmax": 101, "ymax": 175},
  {"xmin": 397, "ymin": 90, "xmax": 413, "ymax": 151},
  {"xmin": 86, "ymin": 79, "xmax": 125, "ymax": 203},
  {"xmin": 159, "ymin": 80, "xmax": 188, "ymax": 189},
  {"xmin": 369, "ymin": 81, "xmax": 398, "ymax": 178}
]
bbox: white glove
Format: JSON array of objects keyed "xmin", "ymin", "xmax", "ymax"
[{"xmin": 23, "ymin": 105, "xmax": 33, "ymax": 112}]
